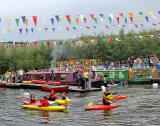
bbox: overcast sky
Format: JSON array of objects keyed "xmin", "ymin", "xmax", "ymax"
[{"xmin": 0, "ymin": 0, "xmax": 159, "ymax": 41}]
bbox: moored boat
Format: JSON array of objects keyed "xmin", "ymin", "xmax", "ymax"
[{"xmin": 41, "ymin": 85, "xmax": 68, "ymax": 92}]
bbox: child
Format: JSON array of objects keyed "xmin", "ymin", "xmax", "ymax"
[
  {"xmin": 48, "ymin": 90, "xmax": 58, "ymax": 101},
  {"xmin": 39, "ymin": 96, "xmax": 51, "ymax": 107},
  {"xmin": 61, "ymin": 92, "xmax": 68, "ymax": 100},
  {"xmin": 30, "ymin": 94, "xmax": 36, "ymax": 103}
]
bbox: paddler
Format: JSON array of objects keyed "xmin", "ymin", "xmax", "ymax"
[
  {"xmin": 39, "ymin": 96, "xmax": 51, "ymax": 107},
  {"xmin": 30, "ymin": 94, "xmax": 36, "ymax": 103},
  {"xmin": 61, "ymin": 92, "xmax": 68, "ymax": 100},
  {"xmin": 48, "ymin": 89, "xmax": 58, "ymax": 101},
  {"xmin": 102, "ymin": 88, "xmax": 112, "ymax": 105}
]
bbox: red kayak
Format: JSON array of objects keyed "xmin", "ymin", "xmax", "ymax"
[
  {"xmin": 0, "ymin": 83, "xmax": 6, "ymax": 88},
  {"xmin": 111, "ymin": 95, "xmax": 128, "ymax": 100},
  {"xmin": 31, "ymin": 80, "xmax": 46, "ymax": 84},
  {"xmin": 23, "ymin": 101, "xmax": 41, "ymax": 106},
  {"xmin": 45, "ymin": 81, "xmax": 61, "ymax": 86},
  {"xmin": 86, "ymin": 104, "xmax": 121, "ymax": 110},
  {"xmin": 41, "ymin": 85, "xmax": 68, "ymax": 92}
]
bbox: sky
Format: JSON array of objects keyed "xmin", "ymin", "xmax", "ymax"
[{"xmin": 0, "ymin": 0, "xmax": 159, "ymax": 41}]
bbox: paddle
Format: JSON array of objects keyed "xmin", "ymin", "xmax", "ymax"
[
  {"xmin": 16, "ymin": 92, "xmax": 30, "ymax": 99},
  {"xmin": 88, "ymin": 99, "xmax": 102, "ymax": 107}
]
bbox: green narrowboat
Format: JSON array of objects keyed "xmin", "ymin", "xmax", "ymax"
[{"xmin": 95, "ymin": 70, "xmax": 151, "ymax": 84}]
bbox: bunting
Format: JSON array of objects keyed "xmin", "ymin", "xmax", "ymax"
[
  {"xmin": 99, "ymin": 14, "xmax": 104, "ymax": 24},
  {"xmin": 32, "ymin": 16, "xmax": 37, "ymax": 26},
  {"xmin": 21, "ymin": 16, "xmax": 26, "ymax": 24},
  {"xmin": 15, "ymin": 18, "xmax": 19, "ymax": 26},
  {"xmin": 51, "ymin": 18, "xmax": 54, "ymax": 25}
]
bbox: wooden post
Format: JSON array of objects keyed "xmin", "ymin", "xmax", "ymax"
[{"xmin": 88, "ymin": 73, "xmax": 91, "ymax": 89}]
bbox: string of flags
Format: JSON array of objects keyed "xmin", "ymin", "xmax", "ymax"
[
  {"xmin": 1, "ymin": 33, "xmax": 160, "ymax": 48},
  {"xmin": 0, "ymin": 10, "xmax": 160, "ymax": 34}
]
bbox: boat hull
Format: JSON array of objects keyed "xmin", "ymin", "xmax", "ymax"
[
  {"xmin": 41, "ymin": 85, "xmax": 68, "ymax": 92},
  {"xmin": 86, "ymin": 104, "xmax": 121, "ymax": 110}
]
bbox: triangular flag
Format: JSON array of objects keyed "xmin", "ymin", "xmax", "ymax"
[
  {"xmin": 76, "ymin": 18, "xmax": 79, "ymax": 24},
  {"xmin": 21, "ymin": 16, "xmax": 26, "ymax": 24},
  {"xmin": 109, "ymin": 38, "xmax": 112, "ymax": 43},
  {"xmin": 26, "ymin": 28, "xmax": 28, "ymax": 33},
  {"xmin": 86, "ymin": 26, "xmax": 90, "ymax": 29},
  {"xmin": 51, "ymin": 18, "xmax": 54, "ymax": 25},
  {"xmin": 25, "ymin": 18, "xmax": 28, "ymax": 26},
  {"xmin": 66, "ymin": 27, "xmax": 69, "ymax": 31},
  {"xmin": 108, "ymin": 17, "xmax": 112, "ymax": 23},
  {"xmin": 125, "ymin": 18, "xmax": 127, "ymax": 24},
  {"xmin": 55, "ymin": 15, "xmax": 59, "ymax": 22},
  {"xmin": 158, "ymin": 11, "xmax": 160, "ymax": 15},
  {"xmin": 47, "ymin": 41, "xmax": 50, "ymax": 47},
  {"xmin": 52, "ymin": 28, "xmax": 55, "ymax": 32},
  {"xmin": 19, "ymin": 28, "xmax": 22, "ymax": 34},
  {"xmin": 128, "ymin": 13, "xmax": 133, "ymax": 17},
  {"xmin": 73, "ymin": 27, "xmax": 76, "ymax": 30},
  {"xmin": 139, "ymin": 12, "xmax": 143, "ymax": 15},
  {"xmin": 8, "ymin": 29, "xmax": 11, "ymax": 33},
  {"xmin": 90, "ymin": 14, "xmax": 94, "ymax": 19},
  {"xmin": 93, "ymin": 26, "xmax": 96, "ymax": 28},
  {"xmin": 94, "ymin": 18, "xmax": 97, "ymax": 24},
  {"xmin": 116, "ymin": 17, "xmax": 120, "ymax": 24},
  {"xmin": 84, "ymin": 18, "xmax": 86, "ymax": 24},
  {"xmin": 69, "ymin": 18, "xmax": 71, "ymax": 24},
  {"xmin": 44, "ymin": 28, "xmax": 48, "ymax": 32},
  {"xmin": 72, "ymin": 41, "xmax": 75, "ymax": 44},
  {"xmin": 6, "ymin": 41, "xmax": 8, "ymax": 46},
  {"xmin": 59, "ymin": 18, "xmax": 62, "ymax": 21},
  {"xmin": 119, "ymin": 13, "xmax": 123, "ymax": 18},
  {"xmin": 130, "ymin": 17, "xmax": 133, "ymax": 23},
  {"xmin": 99, "ymin": 14, "xmax": 104, "ymax": 24},
  {"xmin": 149, "ymin": 11, "xmax": 154, "ymax": 17},
  {"xmin": 15, "ymin": 18, "xmax": 19, "ymax": 26},
  {"xmin": 145, "ymin": 16, "xmax": 149, "ymax": 22},
  {"xmin": 66, "ymin": 15, "xmax": 70, "ymax": 23},
  {"xmin": 137, "ymin": 16, "xmax": 141, "ymax": 21},
  {"xmin": 32, "ymin": 16, "xmax": 37, "ymax": 26},
  {"xmin": 42, "ymin": 42, "xmax": 45, "ymax": 46},
  {"xmin": 97, "ymin": 40, "xmax": 100, "ymax": 44},
  {"xmin": 31, "ymin": 28, "xmax": 34, "ymax": 33},
  {"xmin": 105, "ymin": 25, "xmax": 110, "ymax": 30},
  {"xmin": 6, "ymin": 17, "xmax": 11, "ymax": 26},
  {"xmin": 152, "ymin": 23, "xmax": 157, "ymax": 26},
  {"xmin": 135, "ymin": 24, "xmax": 138, "ymax": 28},
  {"xmin": 141, "ymin": 24, "xmax": 144, "ymax": 27},
  {"xmin": 34, "ymin": 41, "xmax": 37, "ymax": 47},
  {"xmin": 145, "ymin": 35, "xmax": 150, "ymax": 39}
]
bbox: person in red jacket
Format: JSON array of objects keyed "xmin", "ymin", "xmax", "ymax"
[
  {"xmin": 48, "ymin": 90, "xmax": 58, "ymax": 101},
  {"xmin": 30, "ymin": 94, "xmax": 36, "ymax": 103},
  {"xmin": 39, "ymin": 96, "xmax": 51, "ymax": 107}
]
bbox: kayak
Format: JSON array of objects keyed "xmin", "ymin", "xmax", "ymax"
[
  {"xmin": 22, "ymin": 81, "xmax": 32, "ymax": 84},
  {"xmin": 110, "ymin": 95, "xmax": 128, "ymax": 100},
  {"xmin": 31, "ymin": 80, "xmax": 46, "ymax": 84},
  {"xmin": 85, "ymin": 104, "xmax": 121, "ymax": 110},
  {"xmin": 22, "ymin": 105, "xmax": 69, "ymax": 111},
  {"xmin": 56, "ymin": 99, "xmax": 71, "ymax": 105},
  {"xmin": 23, "ymin": 101, "xmax": 41, "ymax": 106},
  {"xmin": 107, "ymin": 84, "xmax": 120, "ymax": 86},
  {"xmin": 45, "ymin": 81, "xmax": 61, "ymax": 86},
  {"xmin": 41, "ymin": 85, "xmax": 68, "ymax": 92}
]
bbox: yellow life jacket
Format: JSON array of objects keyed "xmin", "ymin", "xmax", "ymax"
[{"xmin": 19, "ymin": 70, "xmax": 23, "ymax": 76}]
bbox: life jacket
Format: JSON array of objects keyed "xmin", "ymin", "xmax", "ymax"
[
  {"xmin": 48, "ymin": 94, "xmax": 57, "ymax": 101},
  {"xmin": 40, "ymin": 99, "xmax": 50, "ymax": 107},
  {"xmin": 19, "ymin": 70, "xmax": 23, "ymax": 76}
]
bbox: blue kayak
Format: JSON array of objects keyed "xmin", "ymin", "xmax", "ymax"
[{"xmin": 107, "ymin": 83, "xmax": 120, "ymax": 86}]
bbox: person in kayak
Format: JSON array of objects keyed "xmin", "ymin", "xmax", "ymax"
[
  {"xmin": 61, "ymin": 92, "xmax": 68, "ymax": 100},
  {"xmin": 119, "ymin": 79, "xmax": 128, "ymax": 86},
  {"xmin": 109, "ymin": 80, "xmax": 114, "ymax": 84},
  {"xmin": 102, "ymin": 89, "xmax": 112, "ymax": 105},
  {"xmin": 30, "ymin": 94, "xmax": 36, "ymax": 103},
  {"xmin": 48, "ymin": 89, "xmax": 58, "ymax": 101},
  {"xmin": 39, "ymin": 96, "xmax": 51, "ymax": 107}
]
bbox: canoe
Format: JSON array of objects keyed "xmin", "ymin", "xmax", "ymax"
[
  {"xmin": 107, "ymin": 84, "xmax": 120, "ymax": 86},
  {"xmin": 56, "ymin": 99, "xmax": 71, "ymax": 105},
  {"xmin": 45, "ymin": 81, "xmax": 61, "ymax": 86},
  {"xmin": 31, "ymin": 80, "xmax": 46, "ymax": 84},
  {"xmin": 0, "ymin": 83, "xmax": 6, "ymax": 88},
  {"xmin": 23, "ymin": 101, "xmax": 41, "ymax": 106},
  {"xmin": 41, "ymin": 85, "xmax": 68, "ymax": 92},
  {"xmin": 110, "ymin": 95, "xmax": 128, "ymax": 100},
  {"xmin": 22, "ymin": 105, "xmax": 69, "ymax": 111},
  {"xmin": 22, "ymin": 81, "xmax": 32, "ymax": 84},
  {"xmin": 85, "ymin": 104, "xmax": 121, "ymax": 110}
]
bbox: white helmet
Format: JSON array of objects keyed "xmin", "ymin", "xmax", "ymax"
[{"xmin": 101, "ymin": 86, "xmax": 106, "ymax": 91}]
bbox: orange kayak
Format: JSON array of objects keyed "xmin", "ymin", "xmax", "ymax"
[{"xmin": 111, "ymin": 95, "xmax": 128, "ymax": 100}]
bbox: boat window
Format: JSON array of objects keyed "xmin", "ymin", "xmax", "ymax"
[
  {"xmin": 104, "ymin": 73, "xmax": 109, "ymax": 77},
  {"xmin": 60, "ymin": 74, "xmax": 67, "ymax": 80},
  {"xmin": 31, "ymin": 75, "xmax": 35, "ymax": 80},
  {"xmin": 40, "ymin": 74, "xmax": 45, "ymax": 80}
]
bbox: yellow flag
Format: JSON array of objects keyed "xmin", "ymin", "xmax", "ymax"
[
  {"xmin": 149, "ymin": 11, "xmax": 154, "ymax": 17},
  {"xmin": 137, "ymin": 16, "xmax": 141, "ymax": 21},
  {"xmin": 59, "ymin": 18, "xmax": 62, "ymax": 21},
  {"xmin": 8, "ymin": 29, "xmax": 11, "ymax": 33},
  {"xmin": 26, "ymin": 41, "xmax": 29, "ymax": 46},
  {"xmin": 138, "ymin": 36, "xmax": 142, "ymax": 39},
  {"xmin": 6, "ymin": 17, "xmax": 11, "ymax": 26}
]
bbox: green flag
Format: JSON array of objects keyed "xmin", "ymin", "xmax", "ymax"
[
  {"xmin": 108, "ymin": 17, "xmax": 112, "ymax": 23},
  {"xmin": 15, "ymin": 18, "xmax": 19, "ymax": 26},
  {"xmin": 94, "ymin": 18, "xmax": 97, "ymax": 24},
  {"xmin": 125, "ymin": 17, "xmax": 127, "ymax": 24},
  {"xmin": 69, "ymin": 18, "xmax": 71, "ymax": 24},
  {"xmin": 139, "ymin": 12, "xmax": 143, "ymax": 15}
]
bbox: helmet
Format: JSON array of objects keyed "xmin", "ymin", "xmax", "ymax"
[
  {"xmin": 51, "ymin": 89, "xmax": 54, "ymax": 93},
  {"xmin": 101, "ymin": 86, "xmax": 106, "ymax": 91}
]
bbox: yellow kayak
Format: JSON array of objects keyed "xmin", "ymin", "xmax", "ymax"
[
  {"xmin": 22, "ymin": 105, "xmax": 69, "ymax": 111},
  {"xmin": 22, "ymin": 81, "xmax": 32, "ymax": 84},
  {"xmin": 56, "ymin": 99, "xmax": 71, "ymax": 105}
]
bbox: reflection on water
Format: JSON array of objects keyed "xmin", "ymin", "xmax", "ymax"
[{"xmin": 0, "ymin": 84, "xmax": 160, "ymax": 126}]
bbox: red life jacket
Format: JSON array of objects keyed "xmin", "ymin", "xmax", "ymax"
[
  {"xmin": 48, "ymin": 94, "xmax": 57, "ymax": 101},
  {"xmin": 40, "ymin": 99, "xmax": 51, "ymax": 107}
]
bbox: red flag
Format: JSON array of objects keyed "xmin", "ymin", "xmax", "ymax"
[
  {"xmin": 105, "ymin": 25, "xmax": 110, "ymax": 30},
  {"xmin": 109, "ymin": 38, "xmax": 112, "ymax": 43},
  {"xmin": 84, "ymin": 18, "xmax": 86, "ymax": 24},
  {"xmin": 44, "ymin": 28, "xmax": 48, "ymax": 32},
  {"xmin": 135, "ymin": 24, "xmax": 138, "ymax": 28},
  {"xmin": 119, "ymin": 13, "xmax": 123, "ymax": 18},
  {"xmin": 32, "ymin": 16, "xmax": 37, "ymax": 26},
  {"xmin": 86, "ymin": 26, "xmax": 90, "ymax": 29},
  {"xmin": 85, "ymin": 40, "xmax": 89, "ymax": 44},
  {"xmin": 66, "ymin": 27, "xmax": 69, "ymax": 31},
  {"xmin": 19, "ymin": 28, "xmax": 22, "ymax": 34},
  {"xmin": 152, "ymin": 23, "xmax": 157, "ymax": 26},
  {"xmin": 47, "ymin": 41, "xmax": 50, "ymax": 47},
  {"xmin": 117, "ymin": 17, "xmax": 120, "ymax": 24},
  {"xmin": 66, "ymin": 15, "xmax": 70, "ymax": 23},
  {"xmin": 90, "ymin": 14, "xmax": 94, "ymax": 19},
  {"xmin": 145, "ymin": 35, "xmax": 150, "ymax": 39},
  {"xmin": 130, "ymin": 17, "xmax": 133, "ymax": 24},
  {"xmin": 34, "ymin": 41, "xmax": 37, "ymax": 47}
]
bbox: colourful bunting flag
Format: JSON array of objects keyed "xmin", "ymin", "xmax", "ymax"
[
  {"xmin": 8, "ymin": 29, "xmax": 11, "ymax": 33},
  {"xmin": 27, "ymin": 41, "xmax": 29, "ymax": 46},
  {"xmin": 55, "ymin": 15, "xmax": 59, "ymax": 22},
  {"xmin": 20, "ymin": 42, "xmax": 23, "ymax": 46},
  {"xmin": 152, "ymin": 23, "xmax": 157, "ymax": 26},
  {"xmin": 125, "ymin": 17, "xmax": 127, "ymax": 24},
  {"xmin": 52, "ymin": 28, "xmax": 55, "ymax": 32},
  {"xmin": 72, "ymin": 41, "xmax": 75, "ymax": 44},
  {"xmin": 116, "ymin": 17, "xmax": 120, "ymax": 24},
  {"xmin": 99, "ymin": 14, "xmax": 104, "ymax": 23},
  {"xmin": 94, "ymin": 18, "xmax": 97, "ymax": 24},
  {"xmin": 145, "ymin": 16, "xmax": 149, "ymax": 22},
  {"xmin": 86, "ymin": 26, "xmax": 90, "ymax": 29},
  {"xmin": 135, "ymin": 24, "xmax": 138, "ymax": 28},
  {"xmin": 51, "ymin": 18, "xmax": 54, "ymax": 25},
  {"xmin": 138, "ymin": 36, "xmax": 143, "ymax": 39},
  {"xmin": 73, "ymin": 27, "xmax": 76, "ymax": 30},
  {"xmin": 44, "ymin": 28, "xmax": 48, "ymax": 32},
  {"xmin": 66, "ymin": 27, "xmax": 69, "ymax": 31},
  {"xmin": 84, "ymin": 18, "xmax": 86, "ymax": 24},
  {"xmin": 105, "ymin": 25, "xmax": 110, "ymax": 30},
  {"xmin": 42, "ymin": 42, "xmax": 44, "ymax": 46},
  {"xmin": 80, "ymin": 15, "xmax": 84, "ymax": 21},
  {"xmin": 108, "ymin": 17, "xmax": 112, "ymax": 23},
  {"xmin": 15, "ymin": 18, "xmax": 19, "ymax": 26},
  {"xmin": 76, "ymin": 18, "xmax": 79, "ymax": 24},
  {"xmin": 158, "ymin": 11, "xmax": 160, "ymax": 15},
  {"xmin": 149, "ymin": 11, "xmax": 154, "ymax": 17},
  {"xmin": 34, "ymin": 41, "xmax": 37, "ymax": 47},
  {"xmin": 130, "ymin": 17, "xmax": 133, "ymax": 23},
  {"xmin": 66, "ymin": 15, "xmax": 71, "ymax": 23},
  {"xmin": 90, "ymin": 14, "xmax": 94, "ymax": 19},
  {"xmin": 97, "ymin": 40, "xmax": 100, "ymax": 44},
  {"xmin": 31, "ymin": 28, "xmax": 34, "ymax": 33},
  {"xmin": 19, "ymin": 28, "xmax": 22, "ymax": 34},
  {"xmin": 119, "ymin": 13, "xmax": 123, "ymax": 18},
  {"xmin": 32, "ymin": 16, "xmax": 37, "ymax": 26},
  {"xmin": 139, "ymin": 12, "xmax": 143, "ymax": 15},
  {"xmin": 21, "ymin": 16, "xmax": 26, "ymax": 24},
  {"xmin": 137, "ymin": 16, "xmax": 141, "ymax": 21},
  {"xmin": 26, "ymin": 28, "xmax": 28, "ymax": 33},
  {"xmin": 25, "ymin": 18, "xmax": 28, "ymax": 26},
  {"xmin": 93, "ymin": 26, "xmax": 96, "ymax": 28},
  {"xmin": 109, "ymin": 38, "xmax": 112, "ymax": 43},
  {"xmin": 128, "ymin": 12, "xmax": 133, "ymax": 17},
  {"xmin": 145, "ymin": 35, "xmax": 150, "ymax": 39},
  {"xmin": 141, "ymin": 24, "xmax": 144, "ymax": 27},
  {"xmin": 85, "ymin": 40, "xmax": 89, "ymax": 44},
  {"xmin": 6, "ymin": 17, "xmax": 11, "ymax": 26},
  {"xmin": 47, "ymin": 41, "xmax": 50, "ymax": 47}
]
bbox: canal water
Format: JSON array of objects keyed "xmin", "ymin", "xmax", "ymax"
[{"xmin": 0, "ymin": 84, "xmax": 159, "ymax": 126}]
